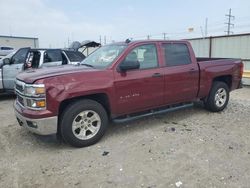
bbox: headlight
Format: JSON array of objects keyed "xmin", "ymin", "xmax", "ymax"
[
  {"xmin": 26, "ymin": 98, "xmax": 46, "ymax": 109},
  {"xmin": 24, "ymin": 84, "xmax": 45, "ymax": 96}
]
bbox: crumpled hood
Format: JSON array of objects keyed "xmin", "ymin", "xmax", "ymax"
[{"xmin": 16, "ymin": 64, "xmax": 98, "ymax": 83}]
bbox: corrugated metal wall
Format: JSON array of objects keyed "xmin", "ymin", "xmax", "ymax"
[
  {"xmin": 188, "ymin": 33, "xmax": 250, "ymax": 85},
  {"xmin": 0, "ymin": 36, "xmax": 39, "ymax": 49},
  {"xmin": 189, "ymin": 38, "xmax": 210, "ymax": 57}
]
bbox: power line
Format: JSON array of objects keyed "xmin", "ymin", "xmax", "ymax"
[{"xmin": 225, "ymin": 8, "xmax": 235, "ymax": 35}]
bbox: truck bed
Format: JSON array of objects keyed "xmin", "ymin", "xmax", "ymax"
[{"xmin": 197, "ymin": 58, "xmax": 243, "ymax": 99}]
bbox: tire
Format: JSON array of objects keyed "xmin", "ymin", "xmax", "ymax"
[
  {"xmin": 60, "ymin": 99, "xmax": 108, "ymax": 147},
  {"xmin": 204, "ymin": 81, "xmax": 229, "ymax": 112}
]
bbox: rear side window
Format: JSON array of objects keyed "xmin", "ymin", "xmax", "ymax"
[
  {"xmin": 44, "ymin": 50, "xmax": 62, "ymax": 63},
  {"xmin": 163, "ymin": 43, "xmax": 191, "ymax": 66},
  {"xmin": 64, "ymin": 51, "xmax": 85, "ymax": 62}
]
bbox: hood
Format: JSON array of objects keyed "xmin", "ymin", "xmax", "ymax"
[
  {"xmin": 16, "ymin": 64, "xmax": 98, "ymax": 84},
  {"xmin": 68, "ymin": 40, "xmax": 101, "ymax": 51}
]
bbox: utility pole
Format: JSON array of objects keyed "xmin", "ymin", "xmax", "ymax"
[
  {"xmin": 104, "ymin": 35, "xmax": 107, "ymax": 45},
  {"xmin": 163, "ymin": 33, "xmax": 167, "ymax": 40},
  {"xmin": 225, "ymin": 8, "xmax": 234, "ymax": 35},
  {"xmin": 205, "ymin": 18, "xmax": 208, "ymax": 37},
  {"xmin": 147, "ymin": 35, "xmax": 150, "ymax": 40},
  {"xmin": 67, "ymin": 37, "xmax": 70, "ymax": 47},
  {"xmin": 200, "ymin": 26, "xmax": 204, "ymax": 38},
  {"xmin": 99, "ymin": 35, "xmax": 102, "ymax": 45}
]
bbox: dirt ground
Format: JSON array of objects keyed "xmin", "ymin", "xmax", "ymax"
[{"xmin": 0, "ymin": 87, "xmax": 250, "ymax": 188}]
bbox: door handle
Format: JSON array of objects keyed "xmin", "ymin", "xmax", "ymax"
[
  {"xmin": 189, "ymin": 68, "xmax": 196, "ymax": 73},
  {"xmin": 152, "ymin": 73, "xmax": 163, "ymax": 78}
]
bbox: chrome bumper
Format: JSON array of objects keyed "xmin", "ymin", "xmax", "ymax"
[{"xmin": 15, "ymin": 110, "xmax": 58, "ymax": 135}]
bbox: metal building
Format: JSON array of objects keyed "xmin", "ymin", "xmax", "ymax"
[
  {"xmin": 188, "ymin": 33, "xmax": 250, "ymax": 85},
  {"xmin": 0, "ymin": 35, "xmax": 39, "ymax": 49}
]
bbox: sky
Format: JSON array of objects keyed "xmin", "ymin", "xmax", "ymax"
[{"xmin": 0, "ymin": 0, "xmax": 250, "ymax": 48}]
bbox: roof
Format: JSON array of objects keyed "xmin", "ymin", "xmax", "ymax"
[
  {"xmin": 108, "ymin": 39, "xmax": 189, "ymax": 45},
  {"xmin": 0, "ymin": 35, "xmax": 38, "ymax": 40}
]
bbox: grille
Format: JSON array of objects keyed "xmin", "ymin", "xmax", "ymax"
[
  {"xmin": 15, "ymin": 80, "xmax": 25, "ymax": 94},
  {"xmin": 17, "ymin": 95, "xmax": 24, "ymax": 107}
]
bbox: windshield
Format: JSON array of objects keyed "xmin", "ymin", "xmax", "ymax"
[{"xmin": 80, "ymin": 44, "xmax": 127, "ymax": 68}]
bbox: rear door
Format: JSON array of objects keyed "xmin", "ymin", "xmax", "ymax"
[
  {"xmin": 3, "ymin": 47, "xmax": 30, "ymax": 90},
  {"xmin": 161, "ymin": 42, "xmax": 199, "ymax": 104},
  {"xmin": 43, "ymin": 49, "xmax": 63, "ymax": 67},
  {"xmin": 114, "ymin": 43, "xmax": 165, "ymax": 115}
]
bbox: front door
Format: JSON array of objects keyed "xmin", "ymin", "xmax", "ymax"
[
  {"xmin": 114, "ymin": 44, "xmax": 165, "ymax": 115},
  {"xmin": 3, "ymin": 48, "xmax": 30, "ymax": 90}
]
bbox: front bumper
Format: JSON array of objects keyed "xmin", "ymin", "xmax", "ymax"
[{"xmin": 15, "ymin": 109, "xmax": 58, "ymax": 135}]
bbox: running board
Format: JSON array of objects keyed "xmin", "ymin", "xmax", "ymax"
[{"xmin": 112, "ymin": 103, "xmax": 193, "ymax": 123}]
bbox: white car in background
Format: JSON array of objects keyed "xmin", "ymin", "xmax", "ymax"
[
  {"xmin": 0, "ymin": 46, "xmax": 14, "ymax": 58},
  {"xmin": 0, "ymin": 48, "xmax": 86, "ymax": 93},
  {"xmin": 0, "ymin": 40, "xmax": 100, "ymax": 94}
]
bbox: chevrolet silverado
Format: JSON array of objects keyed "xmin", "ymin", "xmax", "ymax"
[{"xmin": 14, "ymin": 40, "xmax": 243, "ymax": 147}]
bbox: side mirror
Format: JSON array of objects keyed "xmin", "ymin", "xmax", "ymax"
[
  {"xmin": 118, "ymin": 60, "xmax": 140, "ymax": 72},
  {"xmin": 3, "ymin": 58, "xmax": 11, "ymax": 65}
]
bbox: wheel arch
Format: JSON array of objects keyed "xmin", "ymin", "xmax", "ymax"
[
  {"xmin": 212, "ymin": 75, "xmax": 232, "ymax": 90},
  {"xmin": 57, "ymin": 93, "xmax": 111, "ymax": 135}
]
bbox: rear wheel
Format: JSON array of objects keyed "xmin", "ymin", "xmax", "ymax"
[
  {"xmin": 60, "ymin": 99, "xmax": 108, "ymax": 147},
  {"xmin": 204, "ymin": 81, "xmax": 229, "ymax": 112}
]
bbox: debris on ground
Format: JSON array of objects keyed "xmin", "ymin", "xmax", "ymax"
[
  {"xmin": 102, "ymin": 151, "xmax": 109, "ymax": 156},
  {"xmin": 170, "ymin": 127, "xmax": 176, "ymax": 132},
  {"xmin": 175, "ymin": 181, "xmax": 183, "ymax": 187}
]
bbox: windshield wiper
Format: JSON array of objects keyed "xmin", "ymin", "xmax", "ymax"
[{"xmin": 80, "ymin": 63, "xmax": 94, "ymax": 68}]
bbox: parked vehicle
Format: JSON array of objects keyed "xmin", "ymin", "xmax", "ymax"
[
  {"xmin": 14, "ymin": 40, "xmax": 243, "ymax": 147},
  {"xmin": 0, "ymin": 46, "xmax": 14, "ymax": 58},
  {"xmin": 70, "ymin": 40, "xmax": 101, "ymax": 56},
  {"xmin": 0, "ymin": 48, "xmax": 85, "ymax": 93}
]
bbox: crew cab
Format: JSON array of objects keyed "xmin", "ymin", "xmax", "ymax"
[
  {"xmin": 0, "ymin": 48, "xmax": 85, "ymax": 93},
  {"xmin": 14, "ymin": 40, "xmax": 243, "ymax": 147}
]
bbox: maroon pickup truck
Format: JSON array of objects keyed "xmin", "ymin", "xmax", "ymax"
[{"xmin": 14, "ymin": 40, "xmax": 243, "ymax": 147}]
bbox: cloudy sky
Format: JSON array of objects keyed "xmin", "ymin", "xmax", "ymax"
[{"xmin": 1, "ymin": 0, "xmax": 250, "ymax": 47}]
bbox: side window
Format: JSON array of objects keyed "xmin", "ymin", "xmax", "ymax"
[
  {"xmin": 11, "ymin": 48, "xmax": 29, "ymax": 64},
  {"xmin": 44, "ymin": 50, "xmax": 62, "ymax": 63},
  {"xmin": 163, "ymin": 43, "xmax": 191, "ymax": 66},
  {"xmin": 125, "ymin": 44, "xmax": 158, "ymax": 69}
]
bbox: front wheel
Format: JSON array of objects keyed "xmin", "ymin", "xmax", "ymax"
[
  {"xmin": 204, "ymin": 81, "xmax": 229, "ymax": 112},
  {"xmin": 60, "ymin": 99, "xmax": 108, "ymax": 147}
]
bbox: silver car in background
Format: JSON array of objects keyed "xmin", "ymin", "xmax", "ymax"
[
  {"xmin": 0, "ymin": 46, "xmax": 15, "ymax": 59},
  {"xmin": 0, "ymin": 48, "xmax": 86, "ymax": 93}
]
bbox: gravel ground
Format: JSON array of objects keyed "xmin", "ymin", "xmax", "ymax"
[{"xmin": 0, "ymin": 87, "xmax": 250, "ymax": 188}]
